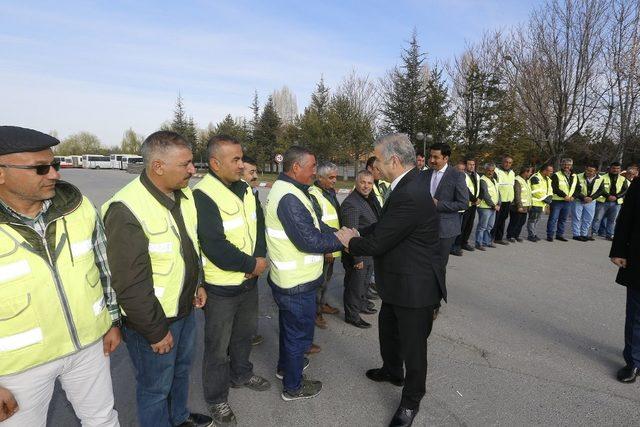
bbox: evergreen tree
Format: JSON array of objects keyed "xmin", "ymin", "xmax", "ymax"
[
  {"xmin": 254, "ymin": 96, "xmax": 281, "ymax": 170},
  {"xmin": 423, "ymin": 65, "xmax": 454, "ymax": 145},
  {"xmin": 299, "ymin": 77, "xmax": 332, "ymax": 160}
]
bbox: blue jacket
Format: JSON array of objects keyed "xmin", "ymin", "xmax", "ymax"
[{"xmin": 268, "ymin": 173, "xmax": 342, "ymax": 294}]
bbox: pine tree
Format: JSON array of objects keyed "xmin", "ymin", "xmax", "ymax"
[
  {"xmin": 423, "ymin": 65, "xmax": 454, "ymax": 145},
  {"xmin": 171, "ymin": 94, "xmax": 189, "ymax": 137},
  {"xmin": 254, "ymin": 96, "xmax": 281, "ymax": 170},
  {"xmin": 300, "ymin": 77, "xmax": 332, "ymax": 160}
]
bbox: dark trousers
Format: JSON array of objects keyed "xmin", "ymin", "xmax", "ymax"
[
  {"xmin": 492, "ymin": 200, "xmax": 512, "ymax": 241},
  {"xmin": 506, "ymin": 210, "xmax": 527, "ymax": 239},
  {"xmin": 379, "ymin": 302, "xmax": 436, "ymax": 410},
  {"xmin": 271, "ymin": 287, "xmax": 316, "ymax": 393},
  {"xmin": 316, "ymin": 259, "xmax": 335, "ymax": 313},
  {"xmin": 453, "ymin": 206, "xmax": 476, "ymax": 250},
  {"xmin": 202, "ymin": 286, "xmax": 257, "ymax": 404},
  {"xmin": 343, "ymin": 259, "xmax": 373, "ymax": 322},
  {"xmin": 123, "ymin": 310, "xmax": 195, "ymax": 427},
  {"xmin": 547, "ymin": 200, "xmax": 571, "ymax": 238},
  {"xmin": 624, "ymin": 287, "xmax": 640, "ymax": 368},
  {"xmin": 439, "ymin": 236, "xmax": 456, "ymax": 268}
]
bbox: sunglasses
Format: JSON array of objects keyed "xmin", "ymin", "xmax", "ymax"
[{"xmin": 0, "ymin": 159, "xmax": 61, "ymax": 175}]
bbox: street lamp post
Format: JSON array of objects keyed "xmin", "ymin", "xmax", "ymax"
[{"xmin": 415, "ymin": 132, "xmax": 433, "ymax": 158}]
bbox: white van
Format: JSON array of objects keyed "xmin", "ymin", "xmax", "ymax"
[
  {"xmin": 110, "ymin": 154, "xmax": 142, "ymax": 169},
  {"xmin": 82, "ymin": 155, "xmax": 112, "ymax": 169},
  {"xmin": 54, "ymin": 156, "xmax": 73, "ymax": 168}
]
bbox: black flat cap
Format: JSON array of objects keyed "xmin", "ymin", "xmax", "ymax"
[{"xmin": 0, "ymin": 126, "xmax": 60, "ymax": 156}]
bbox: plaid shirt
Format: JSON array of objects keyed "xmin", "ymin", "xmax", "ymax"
[{"xmin": 0, "ymin": 199, "xmax": 121, "ymax": 325}]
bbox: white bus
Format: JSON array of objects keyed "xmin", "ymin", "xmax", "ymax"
[
  {"xmin": 53, "ymin": 156, "xmax": 74, "ymax": 168},
  {"xmin": 70, "ymin": 155, "xmax": 83, "ymax": 168},
  {"xmin": 111, "ymin": 154, "xmax": 143, "ymax": 170},
  {"xmin": 82, "ymin": 155, "xmax": 112, "ymax": 169}
]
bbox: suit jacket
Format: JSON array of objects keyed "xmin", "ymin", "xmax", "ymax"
[
  {"xmin": 610, "ymin": 177, "xmax": 640, "ymax": 289},
  {"xmin": 425, "ymin": 166, "xmax": 469, "ymax": 238},
  {"xmin": 349, "ymin": 168, "xmax": 445, "ymax": 308},
  {"xmin": 340, "ymin": 190, "xmax": 379, "ymax": 266}
]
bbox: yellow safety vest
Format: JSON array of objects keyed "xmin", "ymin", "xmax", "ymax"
[
  {"xmin": 597, "ymin": 174, "xmax": 628, "ymax": 204},
  {"xmin": 465, "ymin": 173, "xmax": 480, "ymax": 207},
  {"xmin": 102, "ymin": 177, "xmax": 199, "ymax": 317},
  {"xmin": 495, "ymin": 168, "xmax": 515, "ymax": 203},
  {"xmin": 478, "ymin": 175, "xmax": 499, "ymax": 209},
  {"xmin": 193, "ymin": 174, "xmax": 257, "ymax": 286},
  {"xmin": 530, "ymin": 172, "xmax": 552, "ymax": 207},
  {"xmin": 515, "ymin": 175, "xmax": 532, "ymax": 207},
  {"xmin": 308, "ymin": 185, "xmax": 341, "ymax": 258},
  {"xmin": 576, "ymin": 173, "xmax": 603, "ymax": 198},
  {"xmin": 372, "ymin": 180, "xmax": 389, "ymax": 207},
  {"xmin": 551, "ymin": 171, "xmax": 578, "ymax": 201},
  {"xmin": 265, "ymin": 180, "xmax": 324, "ymax": 289},
  {"xmin": 0, "ymin": 196, "xmax": 110, "ymax": 375}
]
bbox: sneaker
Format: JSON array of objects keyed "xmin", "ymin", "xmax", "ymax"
[
  {"xmin": 546, "ymin": 237, "xmax": 554, "ymax": 242},
  {"xmin": 281, "ymin": 378, "xmax": 322, "ymax": 401},
  {"xmin": 495, "ymin": 240, "xmax": 509, "ymax": 245},
  {"xmin": 527, "ymin": 236, "xmax": 537, "ymax": 242},
  {"xmin": 516, "ymin": 237, "xmax": 524, "ymax": 242},
  {"xmin": 475, "ymin": 244, "xmax": 486, "ymax": 251},
  {"xmin": 176, "ymin": 413, "xmax": 214, "ymax": 427},
  {"xmin": 230, "ymin": 374, "xmax": 271, "ymax": 391},
  {"xmin": 251, "ymin": 335, "xmax": 263, "ymax": 346},
  {"xmin": 486, "ymin": 243, "xmax": 497, "ymax": 248},
  {"xmin": 617, "ymin": 365, "xmax": 639, "ymax": 383},
  {"xmin": 587, "ymin": 235, "xmax": 595, "ymax": 241},
  {"xmin": 556, "ymin": 236, "xmax": 568, "ymax": 242},
  {"xmin": 209, "ymin": 402, "xmax": 236, "ymax": 426},
  {"xmin": 276, "ymin": 357, "xmax": 310, "ymax": 380},
  {"xmin": 533, "ymin": 236, "xmax": 541, "ymax": 242}
]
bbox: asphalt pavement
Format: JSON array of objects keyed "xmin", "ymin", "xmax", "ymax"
[{"xmin": 44, "ymin": 169, "xmax": 638, "ymax": 426}]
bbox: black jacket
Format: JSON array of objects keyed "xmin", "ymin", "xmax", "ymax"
[
  {"xmin": 610, "ymin": 178, "xmax": 640, "ymax": 289},
  {"xmin": 348, "ymin": 168, "xmax": 445, "ymax": 308},
  {"xmin": 340, "ymin": 189, "xmax": 379, "ymax": 266}
]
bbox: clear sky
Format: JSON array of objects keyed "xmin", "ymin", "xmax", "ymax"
[{"xmin": 0, "ymin": 0, "xmax": 539, "ymax": 146}]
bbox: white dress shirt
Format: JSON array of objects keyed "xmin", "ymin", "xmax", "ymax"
[
  {"xmin": 430, "ymin": 163, "xmax": 448, "ymax": 196},
  {"xmin": 390, "ymin": 168, "xmax": 413, "ymax": 192}
]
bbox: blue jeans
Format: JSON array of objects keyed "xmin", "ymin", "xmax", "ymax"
[
  {"xmin": 546, "ymin": 200, "xmax": 571, "ymax": 238},
  {"xmin": 123, "ymin": 311, "xmax": 196, "ymax": 427},
  {"xmin": 592, "ymin": 201, "xmax": 621, "ymax": 238},
  {"xmin": 475, "ymin": 208, "xmax": 496, "ymax": 247},
  {"xmin": 624, "ymin": 287, "xmax": 640, "ymax": 369},
  {"xmin": 571, "ymin": 200, "xmax": 595, "ymax": 237},
  {"xmin": 270, "ymin": 286, "xmax": 316, "ymax": 393}
]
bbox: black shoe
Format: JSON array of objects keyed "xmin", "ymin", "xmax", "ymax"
[
  {"xmin": 281, "ymin": 378, "xmax": 322, "ymax": 401},
  {"xmin": 533, "ymin": 236, "xmax": 541, "ymax": 242},
  {"xmin": 276, "ymin": 357, "xmax": 310, "ymax": 380},
  {"xmin": 495, "ymin": 240, "xmax": 509, "ymax": 245},
  {"xmin": 360, "ymin": 307, "xmax": 377, "ymax": 315},
  {"xmin": 389, "ymin": 406, "xmax": 418, "ymax": 427},
  {"xmin": 365, "ymin": 368, "xmax": 404, "ymax": 386},
  {"xmin": 507, "ymin": 238, "xmax": 516, "ymax": 243},
  {"xmin": 527, "ymin": 236, "xmax": 537, "ymax": 242},
  {"xmin": 346, "ymin": 318, "xmax": 372, "ymax": 329},
  {"xmin": 209, "ymin": 402, "xmax": 236, "ymax": 426},
  {"xmin": 177, "ymin": 413, "xmax": 214, "ymax": 427},
  {"xmin": 516, "ymin": 237, "xmax": 524, "ymax": 242},
  {"xmin": 556, "ymin": 236, "xmax": 568, "ymax": 242},
  {"xmin": 606, "ymin": 236, "xmax": 614, "ymax": 241},
  {"xmin": 450, "ymin": 249, "xmax": 463, "ymax": 256},
  {"xmin": 462, "ymin": 244, "xmax": 475, "ymax": 251},
  {"xmin": 572, "ymin": 236, "xmax": 582, "ymax": 241},
  {"xmin": 546, "ymin": 237, "xmax": 554, "ymax": 242},
  {"xmin": 617, "ymin": 365, "xmax": 639, "ymax": 383}
]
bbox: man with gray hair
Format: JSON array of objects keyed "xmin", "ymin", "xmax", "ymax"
[
  {"xmin": 546, "ymin": 158, "xmax": 577, "ymax": 242},
  {"xmin": 309, "ymin": 162, "xmax": 342, "ymax": 333},
  {"xmin": 336, "ymin": 133, "xmax": 444, "ymax": 427}
]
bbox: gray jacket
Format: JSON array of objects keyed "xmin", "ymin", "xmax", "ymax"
[
  {"xmin": 424, "ymin": 166, "xmax": 469, "ymax": 238},
  {"xmin": 340, "ymin": 190, "xmax": 379, "ymax": 265}
]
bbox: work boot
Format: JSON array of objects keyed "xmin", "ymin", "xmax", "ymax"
[
  {"xmin": 209, "ymin": 402, "xmax": 236, "ymax": 427},
  {"xmin": 281, "ymin": 378, "xmax": 322, "ymax": 401}
]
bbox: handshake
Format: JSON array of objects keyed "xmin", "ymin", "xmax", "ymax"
[{"xmin": 335, "ymin": 226, "xmax": 359, "ymax": 248}]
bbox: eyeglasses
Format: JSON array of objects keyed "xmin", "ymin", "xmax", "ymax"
[{"xmin": 0, "ymin": 160, "xmax": 61, "ymax": 175}]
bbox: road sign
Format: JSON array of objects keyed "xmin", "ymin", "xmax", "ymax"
[{"xmin": 275, "ymin": 154, "xmax": 283, "ymax": 163}]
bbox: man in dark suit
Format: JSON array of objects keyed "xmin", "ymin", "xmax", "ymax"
[
  {"xmin": 425, "ymin": 143, "xmax": 469, "ymax": 267},
  {"xmin": 610, "ymin": 176, "xmax": 640, "ymax": 383},
  {"xmin": 340, "ymin": 169, "xmax": 381, "ymax": 329},
  {"xmin": 336, "ymin": 133, "xmax": 444, "ymax": 427}
]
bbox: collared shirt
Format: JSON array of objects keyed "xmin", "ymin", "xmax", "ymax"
[
  {"xmin": 430, "ymin": 163, "xmax": 448, "ymax": 196},
  {"xmin": 390, "ymin": 168, "xmax": 413, "ymax": 192},
  {"xmin": 0, "ymin": 198, "xmax": 120, "ymax": 325}
]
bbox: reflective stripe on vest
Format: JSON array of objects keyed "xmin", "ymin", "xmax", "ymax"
[
  {"xmin": 597, "ymin": 174, "xmax": 627, "ymax": 204},
  {"xmin": 465, "ymin": 173, "xmax": 480, "ymax": 207},
  {"xmin": 576, "ymin": 173, "xmax": 603, "ymax": 198},
  {"xmin": 514, "ymin": 176, "xmax": 532, "ymax": 207},
  {"xmin": 102, "ymin": 177, "xmax": 199, "ymax": 317},
  {"xmin": 552, "ymin": 171, "xmax": 577, "ymax": 201},
  {"xmin": 193, "ymin": 174, "xmax": 257, "ymax": 285},
  {"xmin": 308, "ymin": 185, "xmax": 341, "ymax": 258},
  {"xmin": 478, "ymin": 175, "xmax": 499, "ymax": 209},
  {"xmin": 495, "ymin": 168, "xmax": 515, "ymax": 202},
  {"xmin": 530, "ymin": 172, "xmax": 552, "ymax": 207},
  {"xmin": 265, "ymin": 180, "xmax": 324, "ymax": 289},
  {"xmin": 0, "ymin": 197, "xmax": 110, "ymax": 375}
]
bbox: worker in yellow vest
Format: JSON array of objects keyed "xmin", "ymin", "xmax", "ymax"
[
  {"xmin": 493, "ymin": 155, "xmax": 515, "ymax": 245},
  {"xmin": 571, "ymin": 162, "xmax": 604, "ymax": 241},
  {"xmin": 452, "ymin": 158, "xmax": 481, "ymax": 254},
  {"xmin": 265, "ymin": 146, "xmax": 343, "ymax": 401},
  {"xmin": 475, "ymin": 163, "xmax": 501, "ymax": 250},
  {"xmin": 546, "ymin": 158, "xmax": 577, "ymax": 242},
  {"xmin": 308, "ymin": 162, "xmax": 342, "ymax": 333},
  {"xmin": 103, "ymin": 131, "xmax": 211, "ymax": 427},
  {"xmin": 0, "ymin": 127, "xmax": 120, "ymax": 426},
  {"xmin": 192, "ymin": 136, "xmax": 271, "ymax": 426},
  {"xmin": 506, "ymin": 166, "xmax": 533, "ymax": 242},
  {"xmin": 592, "ymin": 161, "xmax": 630, "ymax": 240},
  {"xmin": 527, "ymin": 164, "xmax": 554, "ymax": 242}
]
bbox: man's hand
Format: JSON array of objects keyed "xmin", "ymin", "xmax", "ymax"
[
  {"xmin": 608, "ymin": 195, "xmax": 617, "ymax": 202},
  {"xmin": 564, "ymin": 195, "xmax": 572, "ymax": 202},
  {"xmin": 335, "ymin": 227, "xmax": 357, "ymax": 247},
  {"xmin": 584, "ymin": 196, "xmax": 592, "ymax": 203},
  {"xmin": 151, "ymin": 331, "xmax": 174, "ymax": 354},
  {"xmin": 102, "ymin": 326, "xmax": 121, "ymax": 356},
  {"xmin": 324, "ymin": 253, "xmax": 334, "ymax": 262},
  {"xmin": 354, "ymin": 261, "xmax": 364, "ymax": 270},
  {"xmin": 433, "ymin": 198, "xmax": 438, "ymax": 206},
  {"xmin": 0, "ymin": 387, "xmax": 18, "ymax": 422},
  {"xmin": 495, "ymin": 205, "xmax": 500, "ymax": 212},
  {"xmin": 518, "ymin": 207, "xmax": 526, "ymax": 213},
  {"xmin": 611, "ymin": 257, "xmax": 627, "ymax": 268},
  {"xmin": 193, "ymin": 287, "xmax": 207, "ymax": 308},
  {"xmin": 252, "ymin": 257, "xmax": 268, "ymax": 277}
]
